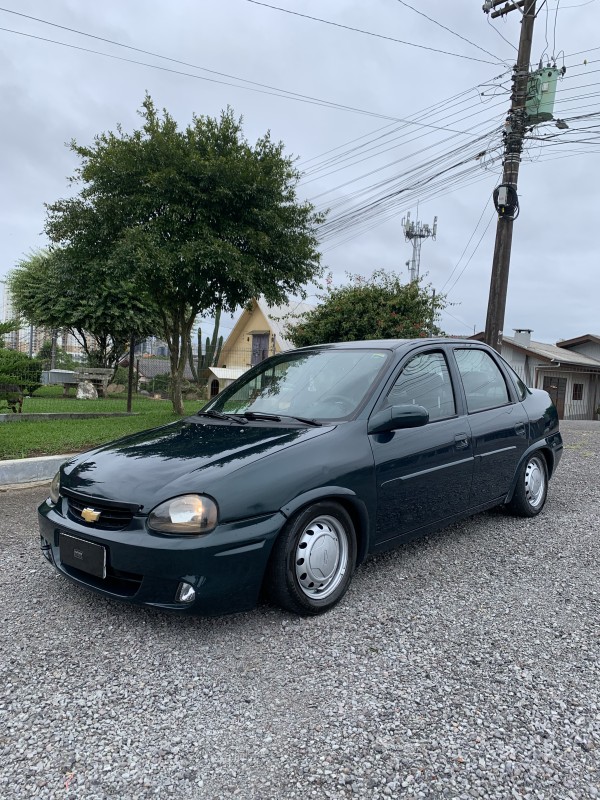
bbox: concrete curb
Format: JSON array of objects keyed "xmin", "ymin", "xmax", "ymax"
[
  {"xmin": 0, "ymin": 412, "xmax": 139, "ymax": 423},
  {"xmin": 0, "ymin": 454, "xmax": 76, "ymax": 488}
]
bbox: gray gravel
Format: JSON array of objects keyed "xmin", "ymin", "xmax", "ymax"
[{"xmin": 1, "ymin": 420, "xmax": 599, "ymax": 799}]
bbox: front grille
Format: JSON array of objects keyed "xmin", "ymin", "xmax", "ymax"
[
  {"xmin": 67, "ymin": 495, "xmax": 135, "ymax": 530},
  {"xmin": 63, "ymin": 561, "xmax": 143, "ymax": 597}
]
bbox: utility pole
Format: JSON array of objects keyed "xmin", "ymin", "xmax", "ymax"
[
  {"xmin": 402, "ymin": 211, "xmax": 438, "ymax": 282},
  {"xmin": 483, "ymin": 0, "xmax": 536, "ymax": 352}
]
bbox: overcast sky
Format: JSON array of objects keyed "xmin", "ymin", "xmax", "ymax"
[{"xmin": 1, "ymin": 0, "xmax": 599, "ymax": 342}]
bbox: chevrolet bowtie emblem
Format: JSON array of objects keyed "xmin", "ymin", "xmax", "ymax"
[{"xmin": 81, "ymin": 507, "xmax": 101, "ymax": 523}]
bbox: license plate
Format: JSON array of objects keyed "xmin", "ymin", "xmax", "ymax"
[{"xmin": 59, "ymin": 533, "xmax": 107, "ymax": 579}]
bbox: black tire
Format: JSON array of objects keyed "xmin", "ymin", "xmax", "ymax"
[
  {"xmin": 506, "ymin": 453, "xmax": 548, "ymax": 517},
  {"xmin": 267, "ymin": 501, "xmax": 357, "ymax": 615}
]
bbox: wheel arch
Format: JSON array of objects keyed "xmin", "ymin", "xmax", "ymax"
[
  {"xmin": 280, "ymin": 488, "xmax": 371, "ymax": 567},
  {"xmin": 505, "ymin": 444, "xmax": 554, "ymax": 503}
]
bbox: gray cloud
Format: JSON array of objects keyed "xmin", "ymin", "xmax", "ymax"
[{"xmin": 1, "ymin": 0, "xmax": 599, "ymax": 342}]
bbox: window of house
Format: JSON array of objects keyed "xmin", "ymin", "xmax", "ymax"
[
  {"xmin": 210, "ymin": 379, "xmax": 220, "ymax": 397},
  {"xmin": 572, "ymin": 382, "xmax": 583, "ymax": 402}
]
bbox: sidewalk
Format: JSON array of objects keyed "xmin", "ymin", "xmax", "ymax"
[{"xmin": 0, "ymin": 454, "xmax": 74, "ymax": 489}]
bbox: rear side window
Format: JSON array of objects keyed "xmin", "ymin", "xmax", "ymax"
[
  {"xmin": 386, "ymin": 351, "xmax": 456, "ymax": 421},
  {"xmin": 454, "ymin": 349, "xmax": 510, "ymax": 412},
  {"xmin": 499, "ymin": 357, "xmax": 528, "ymax": 400}
]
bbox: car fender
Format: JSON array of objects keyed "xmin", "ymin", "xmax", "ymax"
[
  {"xmin": 280, "ymin": 487, "xmax": 371, "ymax": 566},
  {"xmin": 504, "ymin": 441, "xmax": 555, "ymax": 503}
]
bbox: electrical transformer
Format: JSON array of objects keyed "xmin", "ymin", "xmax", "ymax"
[{"xmin": 526, "ymin": 67, "xmax": 560, "ymax": 125}]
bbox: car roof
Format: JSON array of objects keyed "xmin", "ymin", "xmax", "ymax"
[{"xmin": 295, "ymin": 338, "xmax": 482, "ymax": 352}]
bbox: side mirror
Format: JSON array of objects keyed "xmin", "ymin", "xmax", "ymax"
[{"xmin": 368, "ymin": 404, "xmax": 429, "ymax": 434}]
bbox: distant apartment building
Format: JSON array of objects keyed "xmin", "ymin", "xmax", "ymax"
[
  {"xmin": 1, "ymin": 278, "xmax": 86, "ymax": 358},
  {"xmin": 135, "ymin": 335, "xmax": 169, "ymax": 358}
]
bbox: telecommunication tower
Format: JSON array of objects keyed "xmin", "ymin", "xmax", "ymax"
[{"xmin": 402, "ymin": 211, "xmax": 438, "ymax": 282}]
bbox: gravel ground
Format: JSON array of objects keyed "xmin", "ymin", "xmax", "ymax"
[{"xmin": 0, "ymin": 420, "xmax": 599, "ymax": 800}]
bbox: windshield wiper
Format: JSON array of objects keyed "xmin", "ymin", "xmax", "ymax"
[
  {"xmin": 281, "ymin": 415, "xmax": 322, "ymax": 427},
  {"xmin": 242, "ymin": 411, "xmax": 282, "ymax": 422},
  {"xmin": 243, "ymin": 411, "xmax": 322, "ymax": 427},
  {"xmin": 197, "ymin": 410, "xmax": 248, "ymax": 424}
]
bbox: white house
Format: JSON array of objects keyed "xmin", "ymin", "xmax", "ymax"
[{"xmin": 494, "ymin": 329, "xmax": 600, "ymax": 420}]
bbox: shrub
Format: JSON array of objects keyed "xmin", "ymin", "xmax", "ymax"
[{"xmin": 0, "ymin": 351, "xmax": 42, "ymax": 394}]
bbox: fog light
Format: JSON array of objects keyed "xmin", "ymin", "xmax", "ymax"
[{"xmin": 176, "ymin": 581, "xmax": 196, "ymax": 604}]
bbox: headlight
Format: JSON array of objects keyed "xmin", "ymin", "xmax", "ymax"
[
  {"xmin": 49, "ymin": 470, "xmax": 61, "ymax": 505},
  {"xmin": 148, "ymin": 494, "xmax": 218, "ymax": 535}
]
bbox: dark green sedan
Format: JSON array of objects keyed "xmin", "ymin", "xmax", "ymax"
[{"xmin": 39, "ymin": 339, "xmax": 563, "ymax": 616}]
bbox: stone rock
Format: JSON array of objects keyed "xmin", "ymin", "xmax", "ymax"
[{"xmin": 76, "ymin": 380, "xmax": 98, "ymax": 400}]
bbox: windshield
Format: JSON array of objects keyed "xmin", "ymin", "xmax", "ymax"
[{"xmin": 205, "ymin": 349, "xmax": 391, "ymax": 421}]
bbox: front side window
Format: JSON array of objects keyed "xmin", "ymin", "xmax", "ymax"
[
  {"xmin": 206, "ymin": 348, "xmax": 391, "ymax": 421},
  {"xmin": 454, "ymin": 349, "xmax": 510, "ymax": 412},
  {"xmin": 385, "ymin": 351, "xmax": 456, "ymax": 421}
]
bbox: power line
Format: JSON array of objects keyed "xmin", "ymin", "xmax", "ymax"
[
  {"xmin": 440, "ymin": 194, "xmax": 493, "ymax": 292},
  {"xmin": 297, "ymin": 81, "xmax": 493, "ymax": 170},
  {"xmin": 304, "ymin": 114, "xmax": 506, "ymax": 210},
  {"xmin": 310, "ymin": 119, "xmax": 503, "ymax": 212},
  {"xmin": 0, "ymin": 10, "xmax": 507, "ymax": 133},
  {"xmin": 552, "ymin": 0, "xmax": 561, "ymax": 57},
  {"xmin": 550, "ymin": 0, "xmax": 597, "ymax": 8},
  {"xmin": 446, "ymin": 210, "xmax": 496, "ymax": 296},
  {"xmin": 441, "ymin": 308, "xmax": 476, "ymax": 334},
  {"xmin": 0, "ymin": 24, "xmax": 430, "ymax": 124},
  {"xmin": 319, "ymin": 167, "xmax": 501, "ymax": 253},
  {"xmin": 394, "ymin": 0, "xmax": 506, "ymax": 63},
  {"xmin": 300, "ymin": 89, "xmax": 510, "ymax": 180},
  {"xmin": 242, "ymin": 0, "xmax": 502, "ymax": 64},
  {"xmin": 486, "ymin": 14, "xmax": 518, "ymax": 53},
  {"xmin": 563, "ymin": 44, "xmax": 600, "ymax": 59},
  {"xmin": 316, "ymin": 128, "xmax": 504, "ymax": 244}
]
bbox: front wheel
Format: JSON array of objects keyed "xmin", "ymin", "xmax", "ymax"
[
  {"xmin": 267, "ymin": 501, "xmax": 357, "ymax": 615},
  {"xmin": 506, "ymin": 453, "xmax": 548, "ymax": 517}
]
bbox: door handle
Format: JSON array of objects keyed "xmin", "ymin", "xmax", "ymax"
[
  {"xmin": 514, "ymin": 422, "xmax": 526, "ymax": 437},
  {"xmin": 454, "ymin": 433, "xmax": 470, "ymax": 450}
]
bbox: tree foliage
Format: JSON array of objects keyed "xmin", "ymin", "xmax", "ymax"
[
  {"xmin": 286, "ymin": 270, "xmax": 446, "ymax": 347},
  {"xmin": 37, "ymin": 340, "xmax": 77, "ymax": 371},
  {"xmin": 44, "ymin": 96, "xmax": 323, "ymax": 412},
  {"xmin": 9, "ymin": 249, "xmax": 156, "ymax": 369},
  {"xmin": 0, "ymin": 349, "xmax": 42, "ymax": 394},
  {"xmin": 0, "ymin": 319, "xmax": 18, "ymax": 348}
]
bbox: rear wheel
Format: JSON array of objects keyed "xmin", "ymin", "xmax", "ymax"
[
  {"xmin": 267, "ymin": 501, "xmax": 357, "ymax": 615},
  {"xmin": 507, "ymin": 453, "xmax": 548, "ymax": 517}
]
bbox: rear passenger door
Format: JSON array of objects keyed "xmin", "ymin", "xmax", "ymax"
[
  {"xmin": 452, "ymin": 347, "xmax": 528, "ymax": 507},
  {"xmin": 370, "ymin": 349, "xmax": 474, "ymax": 543}
]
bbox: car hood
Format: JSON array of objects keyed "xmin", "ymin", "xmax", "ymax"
[{"xmin": 60, "ymin": 418, "xmax": 332, "ymax": 510}]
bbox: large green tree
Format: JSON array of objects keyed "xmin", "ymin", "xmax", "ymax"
[
  {"xmin": 45, "ymin": 96, "xmax": 323, "ymax": 412},
  {"xmin": 9, "ymin": 248, "xmax": 156, "ymax": 369},
  {"xmin": 286, "ymin": 270, "xmax": 446, "ymax": 347}
]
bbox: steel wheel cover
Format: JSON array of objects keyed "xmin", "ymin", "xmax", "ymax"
[
  {"xmin": 294, "ymin": 515, "xmax": 349, "ymax": 600},
  {"xmin": 524, "ymin": 457, "xmax": 545, "ymax": 508}
]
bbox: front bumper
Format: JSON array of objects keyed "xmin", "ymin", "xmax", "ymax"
[{"xmin": 38, "ymin": 498, "xmax": 286, "ymax": 615}]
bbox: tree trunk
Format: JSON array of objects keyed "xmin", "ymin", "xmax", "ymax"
[
  {"xmin": 164, "ymin": 306, "xmax": 195, "ymax": 415},
  {"xmin": 187, "ymin": 331, "xmax": 198, "ymax": 382},
  {"xmin": 126, "ymin": 331, "xmax": 135, "ymax": 413},
  {"xmin": 209, "ymin": 307, "xmax": 222, "ymax": 365},
  {"xmin": 169, "ymin": 335, "xmax": 184, "ymax": 415},
  {"xmin": 50, "ymin": 330, "xmax": 58, "ymax": 369}
]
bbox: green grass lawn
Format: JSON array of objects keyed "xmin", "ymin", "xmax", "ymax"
[{"xmin": 0, "ymin": 391, "xmax": 203, "ymax": 460}]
